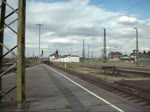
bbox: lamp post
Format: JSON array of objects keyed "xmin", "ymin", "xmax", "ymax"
[
  {"xmin": 36, "ymin": 24, "xmax": 44, "ymax": 61},
  {"xmin": 134, "ymin": 28, "xmax": 139, "ymax": 67}
]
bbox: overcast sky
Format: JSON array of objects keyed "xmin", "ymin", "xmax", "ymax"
[{"xmin": 2, "ymin": 0, "xmax": 150, "ymax": 58}]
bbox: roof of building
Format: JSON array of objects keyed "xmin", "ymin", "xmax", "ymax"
[
  {"xmin": 71, "ymin": 55, "xmax": 79, "ymax": 57},
  {"xmin": 61, "ymin": 54, "xmax": 79, "ymax": 58},
  {"xmin": 50, "ymin": 53, "xmax": 57, "ymax": 57},
  {"xmin": 109, "ymin": 52, "xmax": 122, "ymax": 55},
  {"xmin": 61, "ymin": 55, "xmax": 70, "ymax": 58}
]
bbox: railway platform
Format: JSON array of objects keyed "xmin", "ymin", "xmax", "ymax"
[{"xmin": 0, "ymin": 64, "xmax": 148, "ymax": 112}]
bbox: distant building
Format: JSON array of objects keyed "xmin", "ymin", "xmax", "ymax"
[
  {"xmin": 108, "ymin": 51, "xmax": 122, "ymax": 58},
  {"xmin": 108, "ymin": 51, "xmax": 122, "ymax": 61},
  {"xmin": 49, "ymin": 50, "xmax": 80, "ymax": 62},
  {"xmin": 60, "ymin": 54, "xmax": 80, "ymax": 62},
  {"xmin": 49, "ymin": 50, "xmax": 59, "ymax": 61}
]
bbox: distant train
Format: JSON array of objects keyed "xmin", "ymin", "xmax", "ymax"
[{"xmin": 120, "ymin": 56, "xmax": 137, "ymax": 61}]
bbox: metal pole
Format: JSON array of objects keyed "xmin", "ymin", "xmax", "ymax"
[
  {"xmin": 17, "ymin": 0, "xmax": 26, "ymax": 110},
  {"xmin": 82, "ymin": 39, "xmax": 85, "ymax": 61},
  {"xmin": 103, "ymin": 28, "xmax": 106, "ymax": 63},
  {"xmin": 36, "ymin": 24, "xmax": 43, "ymax": 61},
  {"xmin": 87, "ymin": 43, "xmax": 89, "ymax": 60},
  {"xmin": 0, "ymin": 0, "xmax": 6, "ymax": 103},
  {"xmin": 134, "ymin": 28, "xmax": 139, "ymax": 67}
]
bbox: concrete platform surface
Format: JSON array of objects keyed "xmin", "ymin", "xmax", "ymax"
[{"xmin": 0, "ymin": 64, "xmax": 148, "ymax": 112}]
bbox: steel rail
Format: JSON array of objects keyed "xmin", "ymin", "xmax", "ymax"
[
  {"xmin": 81, "ymin": 64, "xmax": 150, "ymax": 75},
  {"xmin": 51, "ymin": 64, "xmax": 150, "ymax": 109}
]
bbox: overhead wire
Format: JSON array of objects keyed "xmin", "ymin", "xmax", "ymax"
[
  {"xmin": 102, "ymin": 0, "xmax": 148, "ymax": 24},
  {"xmin": 126, "ymin": 0, "xmax": 146, "ymax": 11}
]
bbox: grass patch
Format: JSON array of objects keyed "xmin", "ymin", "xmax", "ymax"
[{"xmin": 50, "ymin": 62, "xmax": 150, "ymax": 83}]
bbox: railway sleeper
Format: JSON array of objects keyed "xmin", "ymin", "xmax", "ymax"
[
  {"xmin": 112, "ymin": 91, "xmax": 122, "ymax": 94},
  {"xmin": 128, "ymin": 97, "xmax": 139, "ymax": 100},
  {"xmin": 117, "ymin": 87, "xmax": 150, "ymax": 103},
  {"xmin": 119, "ymin": 94, "xmax": 131, "ymax": 98},
  {"xmin": 115, "ymin": 82, "xmax": 150, "ymax": 95},
  {"xmin": 118, "ymin": 86, "xmax": 150, "ymax": 100},
  {"xmin": 147, "ymin": 106, "xmax": 150, "ymax": 110},
  {"xmin": 133, "ymin": 99, "xmax": 146, "ymax": 103},
  {"xmin": 140, "ymin": 101, "xmax": 150, "ymax": 106}
]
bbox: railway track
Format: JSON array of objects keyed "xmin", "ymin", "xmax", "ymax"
[
  {"xmin": 81, "ymin": 64, "xmax": 150, "ymax": 76},
  {"xmin": 50, "ymin": 64, "xmax": 150, "ymax": 110},
  {"xmin": 1, "ymin": 63, "xmax": 36, "ymax": 75}
]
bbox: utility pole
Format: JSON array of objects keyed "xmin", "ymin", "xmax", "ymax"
[
  {"xmin": 36, "ymin": 24, "xmax": 44, "ymax": 61},
  {"xmin": 82, "ymin": 39, "xmax": 85, "ymax": 61},
  {"xmin": 103, "ymin": 28, "xmax": 106, "ymax": 63},
  {"xmin": 33, "ymin": 51, "xmax": 34, "ymax": 58},
  {"xmin": 134, "ymin": 28, "xmax": 139, "ymax": 67},
  {"xmin": 87, "ymin": 43, "xmax": 89, "ymax": 60},
  {"xmin": 92, "ymin": 51, "xmax": 93, "ymax": 59}
]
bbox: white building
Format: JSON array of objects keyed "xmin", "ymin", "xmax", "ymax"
[
  {"xmin": 49, "ymin": 53, "xmax": 58, "ymax": 61},
  {"xmin": 49, "ymin": 54, "xmax": 80, "ymax": 62},
  {"xmin": 60, "ymin": 55, "xmax": 80, "ymax": 62}
]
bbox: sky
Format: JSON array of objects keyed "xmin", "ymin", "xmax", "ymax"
[{"xmin": 2, "ymin": 0, "xmax": 150, "ymax": 58}]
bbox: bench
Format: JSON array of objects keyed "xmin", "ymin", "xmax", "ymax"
[{"xmin": 101, "ymin": 66, "xmax": 116, "ymax": 75}]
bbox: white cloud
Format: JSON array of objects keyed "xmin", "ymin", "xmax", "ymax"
[
  {"xmin": 117, "ymin": 16, "xmax": 139, "ymax": 25},
  {"xmin": 42, "ymin": 32, "xmax": 56, "ymax": 37},
  {"xmin": 49, "ymin": 38, "xmax": 77, "ymax": 44},
  {"xmin": 3, "ymin": 0, "xmax": 150, "ymax": 57}
]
